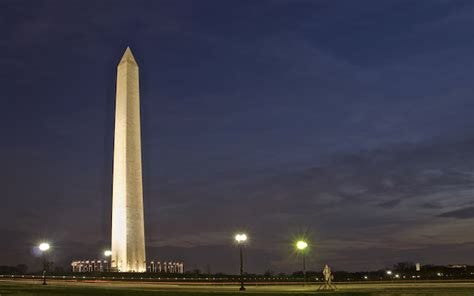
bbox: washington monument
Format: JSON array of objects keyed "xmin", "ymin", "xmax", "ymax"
[{"xmin": 111, "ymin": 47, "xmax": 146, "ymax": 272}]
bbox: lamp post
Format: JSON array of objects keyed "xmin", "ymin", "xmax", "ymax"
[
  {"xmin": 104, "ymin": 250, "xmax": 112, "ymax": 272},
  {"xmin": 38, "ymin": 242, "xmax": 50, "ymax": 285},
  {"xmin": 296, "ymin": 240, "xmax": 308, "ymax": 285},
  {"xmin": 234, "ymin": 233, "xmax": 248, "ymax": 291}
]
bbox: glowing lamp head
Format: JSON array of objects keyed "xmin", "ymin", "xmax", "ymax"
[
  {"xmin": 234, "ymin": 233, "xmax": 248, "ymax": 243},
  {"xmin": 296, "ymin": 240, "xmax": 308, "ymax": 250},
  {"xmin": 38, "ymin": 242, "xmax": 50, "ymax": 252},
  {"xmin": 104, "ymin": 250, "xmax": 112, "ymax": 257},
  {"xmin": 386, "ymin": 270, "xmax": 393, "ymax": 275}
]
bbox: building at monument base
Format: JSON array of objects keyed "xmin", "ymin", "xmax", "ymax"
[
  {"xmin": 71, "ymin": 259, "xmax": 184, "ymax": 274},
  {"xmin": 71, "ymin": 260, "xmax": 110, "ymax": 272},
  {"xmin": 148, "ymin": 261, "xmax": 184, "ymax": 273}
]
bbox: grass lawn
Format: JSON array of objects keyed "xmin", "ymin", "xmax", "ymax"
[{"xmin": 1, "ymin": 280, "xmax": 474, "ymax": 296}]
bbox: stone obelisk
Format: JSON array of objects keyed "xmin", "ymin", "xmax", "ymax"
[{"xmin": 111, "ymin": 47, "xmax": 146, "ymax": 272}]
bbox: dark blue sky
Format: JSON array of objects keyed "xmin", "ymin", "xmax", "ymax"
[{"xmin": 2, "ymin": 0, "xmax": 474, "ymax": 273}]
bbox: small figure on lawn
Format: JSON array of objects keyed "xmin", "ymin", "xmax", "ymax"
[{"xmin": 317, "ymin": 264, "xmax": 336, "ymax": 291}]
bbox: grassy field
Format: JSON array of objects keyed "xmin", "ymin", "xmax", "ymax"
[{"xmin": 1, "ymin": 280, "xmax": 474, "ymax": 296}]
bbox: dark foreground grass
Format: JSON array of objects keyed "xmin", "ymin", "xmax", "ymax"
[{"xmin": 1, "ymin": 281, "xmax": 474, "ymax": 296}]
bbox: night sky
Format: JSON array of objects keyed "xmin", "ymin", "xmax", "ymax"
[{"xmin": 2, "ymin": 0, "xmax": 474, "ymax": 274}]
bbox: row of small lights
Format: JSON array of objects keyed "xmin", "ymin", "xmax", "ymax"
[
  {"xmin": 2, "ymin": 273, "xmax": 470, "ymax": 279},
  {"xmin": 0, "ymin": 274, "xmax": 316, "ymax": 280}
]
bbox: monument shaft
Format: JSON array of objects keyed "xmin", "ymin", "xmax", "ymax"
[{"xmin": 111, "ymin": 47, "xmax": 146, "ymax": 272}]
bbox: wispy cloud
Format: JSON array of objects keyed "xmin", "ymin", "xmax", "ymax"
[{"xmin": 438, "ymin": 206, "xmax": 474, "ymax": 219}]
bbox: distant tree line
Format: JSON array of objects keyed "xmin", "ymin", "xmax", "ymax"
[{"xmin": 0, "ymin": 264, "xmax": 28, "ymax": 274}]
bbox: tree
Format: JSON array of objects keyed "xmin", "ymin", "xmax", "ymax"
[{"xmin": 393, "ymin": 262, "xmax": 415, "ymax": 272}]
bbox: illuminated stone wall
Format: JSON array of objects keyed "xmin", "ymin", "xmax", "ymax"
[
  {"xmin": 71, "ymin": 260, "xmax": 110, "ymax": 272},
  {"xmin": 148, "ymin": 261, "xmax": 184, "ymax": 274}
]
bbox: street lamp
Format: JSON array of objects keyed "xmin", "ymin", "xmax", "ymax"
[
  {"xmin": 103, "ymin": 250, "xmax": 112, "ymax": 272},
  {"xmin": 295, "ymin": 240, "xmax": 308, "ymax": 285},
  {"xmin": 38, "ymin": 242, "xmax": 50, "ymax": 285},
  {"xmin": 386, "ymin": 270, "xmax": 394, "ymax": 281},
  {"xmin": 234, "ymin": 233, "xmax": 248, "ymax": 291}
]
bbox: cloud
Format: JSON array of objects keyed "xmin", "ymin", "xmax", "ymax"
[
  {"xmin": 378, "ymin": 199, "xmax": 402, "ymax": 208},
  {"xmin": 143, "ymin": 136, "xmax": 474, "ymax": 271},
  {"xmin": 438, "ymin": 206, "xmax": 474, "ymax": 219},
  {"xmin": 148, "ymin": 231, "xmax": 229, "ymax": 248},
  {"xmin": 419, "ymin": 201, "xmax": 443, "ymax": 210}
]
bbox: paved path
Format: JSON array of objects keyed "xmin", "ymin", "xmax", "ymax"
[{"xmin": 2, "ymin": 278, "xmax": 474, "ymax": 293}]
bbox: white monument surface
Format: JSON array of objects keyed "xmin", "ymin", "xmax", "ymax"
[{"xmin": 111, "ymin": 47, "xmax": 146, "ymax": 272}]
